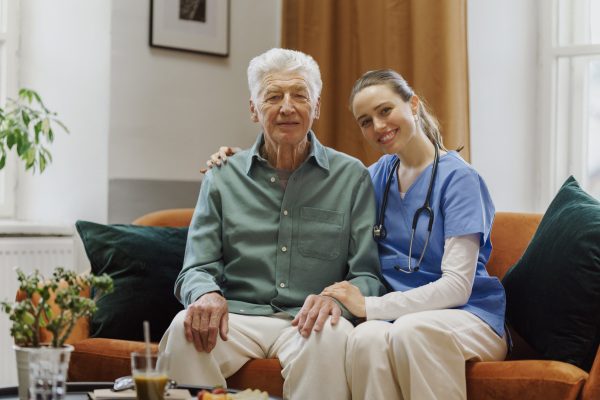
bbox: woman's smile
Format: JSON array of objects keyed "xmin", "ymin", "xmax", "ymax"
[{"xmin": 378, "ymin": 129, "xmax": 397, "ymax": 144}]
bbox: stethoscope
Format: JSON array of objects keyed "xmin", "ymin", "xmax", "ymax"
[{"xmin": 373, "ymin": 142, "xmax": 439, "ymax": 273}]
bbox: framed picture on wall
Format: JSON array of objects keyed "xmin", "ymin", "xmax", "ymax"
[{"xmin": 149, "ymin": 0, "xmax": 229, "ymax": 57}]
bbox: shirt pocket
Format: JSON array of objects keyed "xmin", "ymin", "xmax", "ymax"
[{"xmin": 298, "ymin": 206, "xmax": 344, "ymax": 260}]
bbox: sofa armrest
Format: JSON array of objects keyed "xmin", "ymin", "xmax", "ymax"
[
  {"xmin": 581, "ymin": 346, "xmax": 600, "ymax": 400},
  {"xmin": 14, "ymin": 270, "xmax": 92, "ymax": 345}
]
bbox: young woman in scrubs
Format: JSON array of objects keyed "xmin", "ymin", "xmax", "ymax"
[
  {"xmin": 202, "ymin": 69, "xmax": 508, "ymax": 400},
  {"xmin": 320, "ymin": 69, "xmax": 508, "ymax": 400}
]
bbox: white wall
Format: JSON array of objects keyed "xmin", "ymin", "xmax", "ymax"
[
  {"xmin": 16, "ymin": 0, "xmax": 111, "ymax": 223},
  {"xmin": 14, "ymin": 0, "xmax": 282, "ymax": 224},
  {"xmin": 108, "ymin": 0, "xmax": 281, "ymax": 182},
  {"xmin": 468, "ymin": 0, "xmax": 539, "ymax": 213}
]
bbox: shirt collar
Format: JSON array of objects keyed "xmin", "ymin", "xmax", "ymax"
[{"xmin": 245, "ymin": 131, "xmax": 329, "ymax": 175}]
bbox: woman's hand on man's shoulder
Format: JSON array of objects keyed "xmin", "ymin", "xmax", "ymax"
[{"xmin": 200, "ymin": 146, "xmax": 242, "ymax": 173}]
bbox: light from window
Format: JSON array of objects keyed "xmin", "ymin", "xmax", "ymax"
[
  {"xmin": 0, "ymin": 0, "xmax": 18, "ymax": 218},
  {"xmin": 558, "ymin": 0, "xmax": 600, "ymax": 45},
  {"xmin": 552, "ymin": 0, "xmax": 600, "ymax": 201}
]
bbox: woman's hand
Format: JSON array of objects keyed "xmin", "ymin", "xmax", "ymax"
[
  {"xmin": 200, "ymin": 146, "xmax": 242, "ymax": 173},
  {"xmin": 321, "ymin": 281, "xmax": 366, "ymax": 318}
]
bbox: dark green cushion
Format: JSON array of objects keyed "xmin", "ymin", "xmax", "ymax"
[
  {"xmin": 502, "ymin": 176, "xmax": 600, "ymax": 371},
  {"xmin": 75, "ymin": 221, "xmax": 187, "ymax": 342}
]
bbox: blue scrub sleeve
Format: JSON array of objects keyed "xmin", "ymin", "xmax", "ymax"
[{"xmin": 441, "ymin": 168, "xmax": 495, "ymax": 245}]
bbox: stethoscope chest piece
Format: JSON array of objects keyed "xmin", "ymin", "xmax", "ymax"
[{"xmin": 373, "ymin": 225, "xmax": 386, "ymax": 240}]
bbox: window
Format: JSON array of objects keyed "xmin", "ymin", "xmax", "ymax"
[
  {"xmin": 0, "ymin": 0, "xmax": 19, "ymax": 218},
  {"xmin": 538, "ymin": 0, "xmax": 600, "ymax": 208}
]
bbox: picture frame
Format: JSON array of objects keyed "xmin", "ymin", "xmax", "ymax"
[{"xmin": 149, "ymin": 0, "xmax": 229, "ymax": 57}]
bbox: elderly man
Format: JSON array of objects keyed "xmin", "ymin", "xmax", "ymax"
[{"xmin": 159, "ymin": 48, "xmax": 385, "ymax": 400}]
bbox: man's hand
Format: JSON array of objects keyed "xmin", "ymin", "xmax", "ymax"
[
  {"xmin": 291, "ymin": 294, "xmax": 342, "ymax": 338},
  {"xmin": 184, "ymin": 292, "xmax": 229, "ymax": 353},
  {"xmin": 321, "ymin": 281, "xmax": 366, "ymax": 318}
]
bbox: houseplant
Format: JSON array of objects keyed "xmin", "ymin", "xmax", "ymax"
[
  {"xmin": 1, "ymin": 266, "xmax": 113, "ymax": 400},
  {"xmin": 0, "ymin": 88, "xmax": 68, "ymax": 173}
]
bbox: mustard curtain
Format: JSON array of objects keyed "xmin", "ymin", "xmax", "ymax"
[{"xmin": 282, "ymin": 0, "xmax": 470, "ymax": 166}]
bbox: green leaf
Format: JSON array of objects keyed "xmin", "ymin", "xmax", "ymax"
[
  {"xmin": 54, "ymin": 120, "xmax": 69, "ymax": 134},
  {"xmin": 22, "ymin": 312, "xmax": 35, "ymax": 325},
  {"xmin": 6, "ymin": 133, "xmax": 15, "ymax": 149},
  {"xmin": 17, "ymin": 139, "xmax": 30, "ymax": 156},
  {"xmin": 34, "ymin": 122, "xmax": 41, "ymax": 143},
  {"xmin": 25, "ymin": 147, "xmax": 35, "ymax": 169},
  {"xmin": 0, "ymin": 155, "xmax": 5, "ymax": 170},
  {"xmin": 41, "ymin": 118, "xmax": 50, "ymax": 134},
  {"xmin": 42, "ymin": 147, "xmax": 53, "ymax": 163},
  {"xmin": 21, "ymin": 111, "xmax": 30, "ymax": 127},
  {"xmin": 39, "ymin": 153, "xmax": 46, "ymax": 172}
]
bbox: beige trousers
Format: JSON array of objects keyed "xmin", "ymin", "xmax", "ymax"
[
  {"xmin": 159, "ymin": 310, "xmax": 352, "ymax": 400},
  {"xmin": 346, "ymin": 309, "xmax": 508, "ymax": 400}
]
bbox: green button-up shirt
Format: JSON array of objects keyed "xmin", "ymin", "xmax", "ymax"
[{"xmin": 176, "ymin": 132, "xmax": 386, "ymax": 319}]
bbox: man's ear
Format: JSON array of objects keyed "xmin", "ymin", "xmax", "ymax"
[
  {"xmin": 249, "ymin": 100, "xmax": 258, "ymax": 122},
  {"xmin": 314, "ymin": 97, "xmax": 321, "ymax": 119}
]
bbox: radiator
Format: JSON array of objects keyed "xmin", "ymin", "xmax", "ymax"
[{"xmin": 0, "ymin": 236, "xmax": 77, "ymax": 387}]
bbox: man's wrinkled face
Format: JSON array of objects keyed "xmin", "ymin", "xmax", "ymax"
[{"xmin": 250, "ymin": 71, "xmax": 321, "ymax": 147}]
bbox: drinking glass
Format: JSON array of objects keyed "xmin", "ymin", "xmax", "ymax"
[{"xmin": 131, "ymin": 351, "xmax": 170, "ymax": 400}]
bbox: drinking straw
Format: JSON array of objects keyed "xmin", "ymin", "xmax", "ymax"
[{"xmin": 143, "ymin": 320, "xmax": 151, "ymax": 373}]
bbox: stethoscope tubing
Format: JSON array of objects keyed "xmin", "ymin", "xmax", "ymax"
[{"xmin": 374, "ymin": 143, "xmax": 440, "ymax": 273}]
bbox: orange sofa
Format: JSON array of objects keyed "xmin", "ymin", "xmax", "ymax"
[{"xmin": 18, "ymin": 209, "xmax": 600, "ymax": 399}]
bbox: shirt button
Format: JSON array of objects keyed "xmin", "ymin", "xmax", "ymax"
[
  {"xmin": 283, "ymin": 210, "xmax": 288, "ymax": 215},
  {"xmin": 270, "ymin": 177, "xmax": 276, "ymax": 182},
  {"xmin": 280, "ymin": 283, "xmax": 285, "ymax": 288},
  {"xmin": 282, "ymin": 246, "xmax": 287, "ymax": 252}
]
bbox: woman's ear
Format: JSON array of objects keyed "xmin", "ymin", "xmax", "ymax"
[
  {"xmin": 314, "ymin": 97, "xmax": 321, "ymax": 119},
  {"xmin": 249, "ymin": 100, "xmax": 259, "ymax": 122},
  {"xmin": 410, "ymin": 95, "xmax": 420, "ymax": 115}
]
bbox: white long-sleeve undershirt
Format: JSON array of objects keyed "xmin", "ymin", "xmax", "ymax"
[{"xmin": 365, "ymin": 233, "xmax": 480, "ymax": 321}]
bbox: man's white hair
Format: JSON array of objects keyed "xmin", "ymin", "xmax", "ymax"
[{"xmin": 247, "ymin": 48, "xmax": 322, "ymax": 103}]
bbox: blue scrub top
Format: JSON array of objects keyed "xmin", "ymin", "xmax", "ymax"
[{"xmin": 369, "ymin": 151, "xmax": 506, "ymax": 336}]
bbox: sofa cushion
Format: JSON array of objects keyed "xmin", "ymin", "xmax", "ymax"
[
  {"xmin": 75, "ymin": 221, "xmax": 187, "ymax": 342},
  {"xmin": 502, "ymin": 176, "xmax": 600, "ymax": 371}
]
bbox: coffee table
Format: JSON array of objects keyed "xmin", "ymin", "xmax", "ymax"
[{"xmin": 0, "ymin": 383, "xmax": 282, "ymax": 400}]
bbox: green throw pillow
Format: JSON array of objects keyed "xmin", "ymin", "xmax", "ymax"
[
  {"xmin": 502, "ymin": 176, "xmax": 600, "ymax": 371},
  {"xmin": 75, "ymin": 221, "xmax": 187, "ymax": 342}
]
